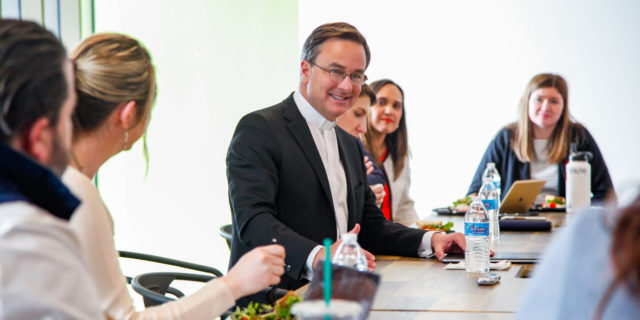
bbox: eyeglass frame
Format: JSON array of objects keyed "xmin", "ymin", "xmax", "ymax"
[{"xmin": 308, "ymin": 61, "xmax": 368, "ymax": 86}]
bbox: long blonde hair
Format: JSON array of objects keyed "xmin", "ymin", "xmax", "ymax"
[
  {"xmin": 71, "ymin": 33, "xmax": 157, "ymax": 167},
  {"xmin": 511, "ymin": 73, "xmax": 571, "ymax": 163}
]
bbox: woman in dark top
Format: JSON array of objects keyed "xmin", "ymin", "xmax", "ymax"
[
  {"xmin": 467, "ymin": 73, "xmax": 614, "ymax": 203},
  {"xmin": 336, "ymin": 84, "xmax": 386, "ymax": 206}
]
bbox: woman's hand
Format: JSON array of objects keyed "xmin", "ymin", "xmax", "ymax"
[
  {"xmin": 370, "ymin": 184, "xmax": 385, "ymax": 207},
  {"xmin": 222, "ymin": 244, "xmax": 285, "ymax": 300},
  {"xmin": 364, "ymin": 156, "xmax": 374, "ymax": 175}
]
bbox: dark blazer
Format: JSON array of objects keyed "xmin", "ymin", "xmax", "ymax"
[
  {"xmin": 467, "ymin": 125, "xmax": 614, "ymax": 202},
  {"xmin": 227, "ymin": 93, "xmax": 426, "ymax": 291},
  {"xmin": 358, "ymin": 138, "xmax": 386, "ymax": 186}
]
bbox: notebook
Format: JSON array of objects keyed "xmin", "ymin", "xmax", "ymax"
[{"xmin": 499, "ymin": 179, "xmax": 546, "ymax": 214}]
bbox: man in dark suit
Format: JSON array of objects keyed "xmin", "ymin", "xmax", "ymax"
[{"xmin": 227, "ymin": 22, "xmax": 465, "ymax": 295}]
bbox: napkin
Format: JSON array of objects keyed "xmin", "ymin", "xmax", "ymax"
[{"xmin": 444, "ymin": 260, "xmax": 511, "ymax": 270}]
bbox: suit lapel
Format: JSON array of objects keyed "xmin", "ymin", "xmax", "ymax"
[
  {"xmin": 282, "ymin": 95, "xmax": 334, "ymax": 212},
  {"xmin": 336, "ymin": 128, "xmax": 358, "ymax": 229}
]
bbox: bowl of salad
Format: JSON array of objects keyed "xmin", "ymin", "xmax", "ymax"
[{"xmin": 230, "ymin": 291, "xmax": 301, "ymax": 320}]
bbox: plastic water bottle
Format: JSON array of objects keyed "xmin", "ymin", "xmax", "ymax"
[
  {"xmin": 465, "ymin": 197, "xmax": 490, "ymax": 274},
  {"xmin": 478, "ymin": 178, "xmax": 500, "ymax": 241},
  {"xmin": 332, "ymin": 233, "xmax": 367, "ymax": 272},
  {"xmin": 566, "ymin": 143, "xmax": 592, "ymax": 222},
  {"xmin": 482, "ymin": 162, "xmax": 501, "ymax": 199}
]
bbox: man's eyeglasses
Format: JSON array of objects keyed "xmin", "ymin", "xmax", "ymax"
[{"xmin": 309, "ymin": 61, "xmax": 367, "ymax": 86}]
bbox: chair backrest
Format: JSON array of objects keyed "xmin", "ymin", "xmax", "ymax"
[
  {"xmin": 132, "ymin": 272, "xmax": 215, "ymax": 307},
  {"xmin": 219, "ymin": 224, "xmax": 232, "ymax": 249},
  {"xmin": 119, "ymin": 250, "xmax": 223, "ymax": 277}
]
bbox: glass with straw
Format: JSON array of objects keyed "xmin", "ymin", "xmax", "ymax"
[{"xmin": 291, "ymin": 238, "xmax": 362, "ymax": 320}]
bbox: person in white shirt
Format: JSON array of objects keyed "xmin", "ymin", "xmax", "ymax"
[
  {"xmin": 0, "ymin": 19, "xmax": 103, "ymax": 319},
  {"xmin": 65, "ymin": 33, "xmax": 286, "ymax": 319}
]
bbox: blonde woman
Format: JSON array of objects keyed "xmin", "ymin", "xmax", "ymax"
[
  {"xmin": 63, "ymin": 33, "xmax": 285, "ymax": 319},
  {"xmin": 467, "ymin": 73, "xmax": 614, "ymax": 203}
]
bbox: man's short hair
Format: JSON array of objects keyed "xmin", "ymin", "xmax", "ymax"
[
  {"xmin": 0, "ymin": 19, "xmax": 68, "ymax": 143},
  {"xmin": 301, "ymin": 22, "xmax": 371, "ymax": 69}
]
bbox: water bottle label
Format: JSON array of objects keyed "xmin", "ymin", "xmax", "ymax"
[
  {"xmin": 482, "ymin": 199, "xmax": 498, "ymax": 211},
  {"xmin": 465, "ymin": 222, "xmax": 489, "ymax": 236}
]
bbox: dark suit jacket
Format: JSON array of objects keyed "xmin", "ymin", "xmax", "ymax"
[{"xmin": 226, "ymin": 93, "xmax": 426, "ymax": 291}]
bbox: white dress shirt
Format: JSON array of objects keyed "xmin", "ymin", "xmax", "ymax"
[
  {"xmin": 293, "ymin": 91, "xmax": 349, "ymax": 237},
  {"xmin": 293, "ymin": 91, "xmax": 435, "ymax": 277}
]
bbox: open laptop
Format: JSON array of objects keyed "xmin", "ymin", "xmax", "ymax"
[{"xmin": 499, "ymin": 179, "xmax": 546, "ymax": 214}]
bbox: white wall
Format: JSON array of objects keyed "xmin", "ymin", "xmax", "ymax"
[
  {"xmin": 299, "ymin": 0, "xmax": 640, "ymax": 217},
  {"xmin": 91, "ymin": 0, "xmax": 640, "ymax": 280},
  {"xmin": 93, "ymin": 0, "xmax": 298, "ymax": 274}
]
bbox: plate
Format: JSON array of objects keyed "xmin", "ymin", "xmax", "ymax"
[
  {"xmin": 409, "ymin": 222, "xmax": 456, "ymax": 233},
  {"xmin": 531, "ymin": 205, "xmax": 566, "ymax": 212},
  {"xmin": 432, "ymin": 207, "xmax": 466, "ymax": 216}
]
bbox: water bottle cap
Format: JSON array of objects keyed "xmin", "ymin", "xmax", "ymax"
[
  {"xmin": 487, "ymin": 162, "xmax": 495, "ymax": 168},
  {"xmin": 341, "ymin": 233, "xmax": 357, "ymax": 242},
  {"xmin": 569, "ymin": 151, "xmax": 593, "ymax": 162}
]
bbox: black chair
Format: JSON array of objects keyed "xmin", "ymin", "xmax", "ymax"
[
  {"xmin": 131, "ymin": 272, "xmax": 215, "ymax": 307},
  {"xmin": 219, "ymin": 224, "xmax": 232, "ymax": 249},
  {"xmin": 118, "ymin": 250, "xmax": 223, "ymax": 303},
  {"xmin": 120, "ymin": 247, "xmax": 288, "ymax": 312},
  {"xmin": 119, "ymin": 250, "xmax": 223, "ymax": 279}
]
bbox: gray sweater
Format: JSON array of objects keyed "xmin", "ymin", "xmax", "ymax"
[{"xmin": 517, "ymin": 208, "xmax": 639, "ymax": 319}]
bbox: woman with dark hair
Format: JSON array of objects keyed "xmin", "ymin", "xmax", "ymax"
[
  {"xmin": 63, "ymin": 33, "xmax": 285, "ymax": 319},
  {"xmin": 517, "ymin": 188, "xmax": 640, "ymax": 319},
  {"xmin": 336, "ymin": 84, "xmax": 386, "ymax": 206},
  {"xmin": 361, "ymin": 79, "xmax": 418, "ymax": 225},
  {"xmin": 467, "ymin": 73, "xmax": 614, "ymax": 204}
]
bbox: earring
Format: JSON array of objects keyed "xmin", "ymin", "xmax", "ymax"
[{"xmin": 124, "ymin": 130, "xmax": 129, "ymax": 149}]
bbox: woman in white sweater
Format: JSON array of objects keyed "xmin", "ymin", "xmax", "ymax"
[
  {"xmin": 361, "ymin": 79, "xmax": 419, "ymax": 226},
  {"xmin": 63, "ymin": 33, "xmax": 285, "ymax": 319}
]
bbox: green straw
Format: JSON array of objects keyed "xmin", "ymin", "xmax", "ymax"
[{"xmin": 323, "ymin": 238, "xmax": 332, "ymax": 319}]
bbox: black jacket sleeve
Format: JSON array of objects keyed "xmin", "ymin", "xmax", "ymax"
[{"xmin": 226, "ymin": 112, "xmax": 317, "ymax": 280}]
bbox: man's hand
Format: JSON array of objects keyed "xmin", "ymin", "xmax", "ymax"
[
  {"xmin": 431, "ymin": 232, "xmax": 466, "ymax": 261},
  {"xmin": 222, "ymin": 244, "xmax": 285, "ymax": 300},
  {"xmin": 312, "ymin": 223, "xmax": 376, "ymax": 271}
]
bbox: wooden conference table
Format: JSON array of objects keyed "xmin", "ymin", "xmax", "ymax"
[{"xmin": 299, "ymin": 212, "xmax": 566, "ymax": 320}]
